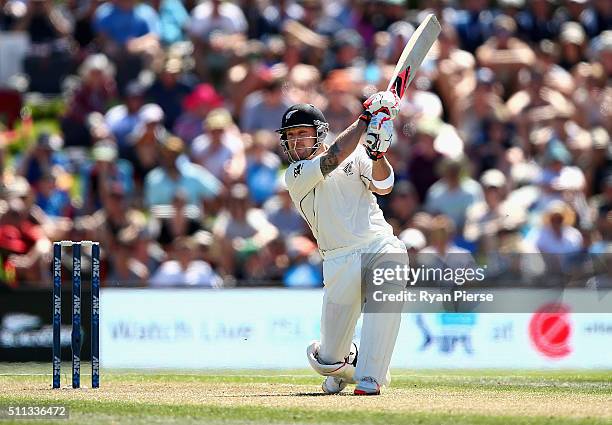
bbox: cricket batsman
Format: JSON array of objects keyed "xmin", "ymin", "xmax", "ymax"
[{"xmin": 277, "ymin": 91, "xmax": 409, "ymax": 395}]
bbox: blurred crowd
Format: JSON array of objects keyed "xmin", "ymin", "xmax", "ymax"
[{"xmin": 0, "ymin": 0, "xmax": 610, "ymax": 289}]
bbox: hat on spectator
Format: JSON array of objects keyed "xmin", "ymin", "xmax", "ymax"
[
  {"xmin": 493, "ymin": 15, "xmax": 516, "ymax": 34},
  {"xmin": 437, "ymin": 154, "xmax": 465, "ymax": 173},
  {"xmin": 592, "ymin": 127, "xmax": 610, "ymax": 149},
  {"xmin": 5, "ymin": 176, "xmax": 30, "ymax": 199},
  {"xmin": 560, "ymin": 22, "xmax": 586, "ymax": 45},
  {"xmin": 183, "ymin": 84, "xmax": 224, "ymax": 111},
  {"xmin": 433, "ymin": 124, "xmax": 464, "ymax": 159},
  {"xmin": 139, "ymin": 103, "xmax": 165, "ymax": 124},
  {"xmin": 164, "ymin": 58, "xmax": 183, "ymax": 74},
  {"xmin": 333, "ymin": 29, "xmax": 364, "ymax": 51},
  {"xmin": 159, "ymin": 135, "xmax": 185, "ymax": 154},
  {"xmin": 416, "ymin": 116, "xmax": 443, "ymax": 137},
  {"xmin": 230, "ymin": 183, "xmax": 249, "ymax": 200},
  {"xmin": 551, "ymin": 166, "xmax": 585, "ymax": 191},
  {"xmin": 92, "ymin": 139, "xmax": 118, "ymax": 162},
  {"xmin": 476, "ymin": 67, "xmax": 495, "ymax": 86},
  {"xmin": 496, "ymin": 201, "xmax": 527, "ymax": 232},
  {"xmin": 388, "ymin": 21, "xmax": 415, "ymax": 40},
  {"xmin": 0, "ymin": 225, "xmax": 27, "ymax": 254},
  {"xmin": 79, "ymin": 53, "xmax": 114, "ymax": 78},
  {"xmin": 543, "ymin": 200, "xmax": 575, "ymax": 227},
  {"xmin": 399, "ymin": 228, "xmax": 426, "ymax": 251},
  {"xmin": 125, "ymin": 81, "xmax": 146, "ymax": 98},
  {"xmin": 206, "ymin": 108, "xmax": 233, "ymax": 130},
  {"xmin": 594, "ymin": 30, "xmax": 612, "ymax": 55},
  {"xmin": 480, "ymin": 169, "xmax": 507, "ymax": 188}
]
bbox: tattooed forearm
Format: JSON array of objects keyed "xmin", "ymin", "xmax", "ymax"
[
  {"xmin": 320, "ymin": 142, "xmax": 340, "ymax": 176},
  {"xmin": 319, "ymin": 120, "xmax": 367, "ymax": 176}
]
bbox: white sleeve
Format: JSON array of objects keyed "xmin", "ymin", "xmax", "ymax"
[
  {"xmin": 284, "ymin": 157, "xmax": 324, "ymax": 198},
  {"xmin": 356, "ymin": 146, "xmax": 373, "ymax": 188}
]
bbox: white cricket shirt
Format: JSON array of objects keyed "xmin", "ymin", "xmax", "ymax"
[{"xmin": 284, "ymin": 146, "xmax": 394, "ymax": 255}]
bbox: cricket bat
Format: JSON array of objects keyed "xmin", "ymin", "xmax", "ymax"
[{"xmin": 387, "ymin": 14, "xmax": 441, "ymax": 99}]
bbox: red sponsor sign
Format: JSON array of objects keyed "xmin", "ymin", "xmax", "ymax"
[{"xmin": 529, "ymin": 304, "xmax": 572, "ymax": 359}]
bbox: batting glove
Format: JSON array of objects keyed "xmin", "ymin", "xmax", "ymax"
[
  {"xmin": 363, "ymin": 112, "xmax": 394, "ymax": 160},
  {"xmin": 359, "ymin": 91, "xmax": 400, "ymax": 124}
]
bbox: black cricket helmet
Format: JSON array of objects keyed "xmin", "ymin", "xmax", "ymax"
[{"xmin": 276, "ymin": 104, "xmax": 329, "ymax": 163}]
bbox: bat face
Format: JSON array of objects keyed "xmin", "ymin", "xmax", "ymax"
[{"xmin": 386, "ymin": 14, "xmax": 441, "ymax": 100}]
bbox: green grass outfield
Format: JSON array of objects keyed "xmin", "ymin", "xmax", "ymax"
[{"xmin": 0, "ymin": 364, "xmax": 611, "ymax": 425}]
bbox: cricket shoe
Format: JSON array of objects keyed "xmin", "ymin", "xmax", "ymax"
[
  {"xmin": 321, "ymin": 376, "xmax": 348, "ymax": 394},
  {"xmin": 354, "ymin": 377, "xmax": 381, "ymax": 395}
]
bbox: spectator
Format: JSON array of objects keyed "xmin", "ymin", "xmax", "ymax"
[
  {"xmin": 2, "ymin": 0, "xmax": 611, "ymax": 289},
  {"xmin": 529, "ymin": 200, "xmax": 583, "ymax": 255},
  {"xmin": 34, "ymin": 172, "xmax": 71, "ymax": 218},
  {"xmin": 61, "ymin": 54, "xmax": 116, "ymax": 147},
  {"xmin": 213, "ymin": 183, "xmax": 279, "ymax": 276},
  {"xmin": 432, "ymin": 23, "xmax": 476, "ymax": 125},
  {"xmin": 93, "ymin": 0, "xmax": 161, "ymax": 92},
  {"xmin": 188, "ymin": 0, "xmax": 247, "ymax": 41},
  {"xmin": 151, "ymin": 189, "xmax": 203, "ymax": 250},
  {"xmin": 321, "ymin": 28, "xmax": 365, "ymax": 75},
  {"xmin": 583, "ymin": 0, "xmax": 611, "ymax": 38},
  {"xmin": 464, "ymin": 169, "xmax": 508, "ymax": 244},
  {"xmin": 91, "ymin": 181, "xmax": 146, "ymax": 247},
  {"xmin": 173, "ymin": 83, "xmax": 224, "ymax": 144},
  {"xmin": 106, "ymin": 225, "xmax": 150, "ymax": 285},
  {"xmin": 240, "ymin": 77, "xmax": 292, "ymax": 133},
  {"xmin": 384, "ymin": 181, "xmax": 420, "ymax": 236},
  {"xmin": 124, "ymin": 103, "xmax": 166, "ymax": 184},
  {"xmin": 105, "ymin": 81, "xmax": 147, "ymax": 149},
  {"xmin": 425, "ymin": 156, "xmax": 484, "ymax": 231},
  {"xmin": 71, "ymin": 0, "xmax": 105, "ymax": 50},
  {"xmin": 452, "ymin": 0, "xmax": 494, "ymax": 53},
  {"xmin": 17, "ymin": 133, "xmax": 67, "ymax": 188},
  {"xmin": 515, "ymin": 0, "xmax": 560, "ymax": 42},
  {"xmin": 419, "ymin": 214, "xmax": 473, "ymax": 258},
  {"xmin": 93, "ymin": 0, "xmax": 160, "ymax": 49},
  {"xmin": 150, "ymin": 236, "xmax": 222, "ymax": 287},
  {"xmin": 191, "ymin": 108, "xmax": 244, "ymax": 182},
  {"xmin": 244, "ymin": 130, "xmax": 281, "ymax": 205},
  {"xmin": 321, "ymin": 70, "xmax": 363, "ymax": 137},
  {"xmin": 14, "ymin": 0, "xmax": 71, "ymax": 45},
  {"xmin": 457, "ymin": 67, "xmax": 505, "ymax": 146},
  {"xmin": 144, "ymin": 135, "xmax": 222, "ymax": 207},
  {"xmin": 15, "ymin": 0, "xmax": 74, "ymax": 93},
  {"xmin": 476, "ymin": 15, "xmax": 536, "ymax": 90},
  {"xmin": 146, "ymin": 58, "xmax": 196, "ymax": 129},
  {"xmin": 83, "ymin": 140, "xmax": 134, "ymax": 213},
  {"xmin": 408, "ymin": 116, "xmax": 444, "ymax": 202},
  {"xmin": 283, "ymin": 235, "xmax": 322, "ymax": 287},
  {"xmin": 148, "ymin": 0, "xmax": 189, "ymax": 46},
  {"xmin": 558, "ymin": 21, "xmax": 587, "ymax": 70},
  {"xmin": 0, "ymin": 197, "xmax": 50, "ymax": 286},
  {"xmin": 263, "ymin": 179, "xmax": 306, "ymax": 237}
]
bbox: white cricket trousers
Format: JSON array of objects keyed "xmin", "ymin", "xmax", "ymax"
[{"xmin": 318, "ymin": 235, "xmax": 408, "ymax": 386}]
